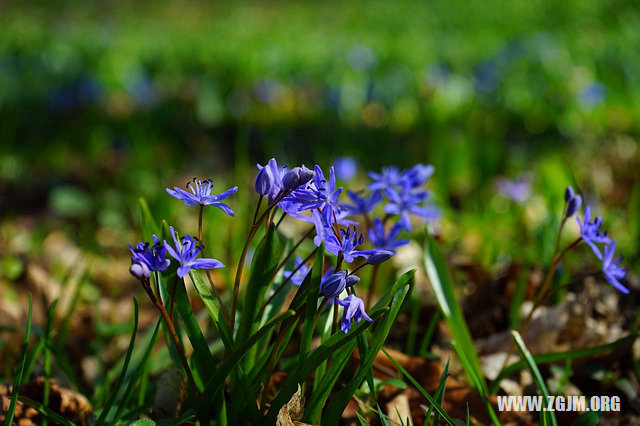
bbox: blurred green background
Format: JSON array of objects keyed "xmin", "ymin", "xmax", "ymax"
[{"xmin": 0, "ymin": 0, "xmax": 638, "ymax": 271}]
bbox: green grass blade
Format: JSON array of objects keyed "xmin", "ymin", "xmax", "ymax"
[
  {"xmin": 418, "ymin": 311, "xmax": 440, "ymax": 358},
  {"xmin": 4, "ymin": 293, "xmax": 32, "ymax": 426},
  {"xmin": 139, "ymin": 197, "xmax": 160, "ymax": 239},
  {"xmin": 322, "ymin": 283, "xmax": 410, "ymax": 425},
  {"xmin": 356, "ymin": 412, "xmax": 371, "ymax": 426},
  {"xmin": 95, "ymin": 298, "xmax": 139, "ymax": 426},
  {"xmin": 303, "ymin": 338, "xmax": 358, "ymax": 423},
  {"xmin": 42, "ymin": 299, "xmax": 59, "ymax": 426},
  {"xmin": 299, "ymin": 244, "xmax": 324, "ymax": 367},
  {"xmin": 490, "ymin": 333, "xmax": 637, "ymax": 394},
  {"xmin": 237, "ymin": 225, "xmax": 284, "ymax": 370},
  {"xmin": 264, "ymin": 308, "xmax": 387, "ymax": 425},
  {"xmin": 196, "ymin": 309, "xmax": 295, "ymax": 420},
  {"xmin": 424, "ymin": 232, "xmax": 499, "ymax": 424},
  {"xmin": 381, "ymin": 347, "xmax": 455, "ymax": 426},
  {"xmin": 189, "ymin": 269, "xmax": 234, "ymax": 350},
  {"xmin": 112, "ymin": 319, "xmax": 162, "ymax": 422},
  {"xmin": 189, "ymin": 270, "xmax": 260, "ymax": 420},
  {"xmin": 18, "ymin": 396, "xmax": 75, "ymax": 426},
  {"xmin": 423, "ymin": 232, "xmax": 486, "ymax": 390},
  {"xmin": 511, "ymin": 331, "xmax": 558, "ymax": 426},
  {"xmin": 570, "ymin": 411, "xmax": 600, "ymax": 426},
  {"xmin": 428, "ymin": 358, "xmax": 449, "ymax": 426}
]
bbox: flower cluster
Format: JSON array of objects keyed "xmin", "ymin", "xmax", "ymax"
[
  {"xmin": 130, "ymin": 177, "xmax": 235, "ymax": 282},
  {"xmin": 568, "ymin": 187, "xmax": 629, "ymax": 294},
  {"xmin": 269, "ymin": 160, "xmax": 439, "ymax": 332}
]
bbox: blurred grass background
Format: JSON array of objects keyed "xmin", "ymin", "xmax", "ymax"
[{"xmin": 0, "ymin": 0, "xmax": 638, "ymax": 272}]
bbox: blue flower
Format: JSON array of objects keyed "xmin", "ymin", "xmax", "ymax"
[
  {"xmin": 129, "ymin": 235, "xmax": 171, "ymax": 279},
  {"xmin": 166, "ymin": 178, "xmax": 238, "ymax": 216},
  {"xmin": 496, "ymin": 177, "xmax": 532, "ymax": 203},
  {"xmin": 403, "ymin": 164, "xmax": 435, "ymax": 188},
  {"xmin": 564, "ymin": 186, "xmax": 582, "ymax": 218},
  {"xmin": 324, "ymin": 225, "xmax": 375, "ymax": 263},
  {"xmin": 341, "ymin": 190, "xmax": 383, "ymax": 216},
  {"xmin": 320, "ymin": 270, "xmax": 347, "ymax": 299},
  {"xmin": 384, "ymin": 186, "xmax": 439, "ymax": 230},
  {"xmin": 256, "ymin": 158, "xmax": 287, "ymax": 200},
  {"xmin": 368, "ymin": 167, "xmax": 404, "ymax": 192},
  {"xmin": 576, "ymin": 206, "xmax": 612, "ymax": 260},
  {"xmin": 367, "ymin": 250, "xmax": 395, "ymax": 265},
  {"xmin": 334, "ymin": 157, "xmax": 358, "ymax": 181},
  {"xmin": 368, "ymin": 218, "xmax": 409, "ymax": 252},
  {"xmin": 283, "ymin": 257, "xmax": 312, "ymax": 287},
  {"xmin": 336, "ymin": 294, "xmax": 372, "ymax": 333},
  {"xmin": 601, "ymin": 242, "xmax": 629, "ymax": 294},
  {"xmin": 285, "ymin": 165, "xmax": 343, "ymax": 224},
  {"xmin": 165, "ymin": 226, "xmax": 225, "ymax": 278}
]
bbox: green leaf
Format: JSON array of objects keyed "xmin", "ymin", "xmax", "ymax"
[
  {"xmin": 237, "ymin": 225, "xmax": 284, "ymax": 370},
  {"xmin": 139, "ymin": 197, "xmax": 160, "ymax": 240},
  {"xmin": 490, "ymin": 333, "xmax": 637, "ymax": 394},
  {"xmin": 322, "ymin": 283, "xmax": 410, "ymax": 425},
  {"xmin": 264, "ymin": 308, "xmax": 387, "ymax": 425},
  {"xmin": 303, "ymin": 271, "xmax": 415, "ymax": 424},
  {"xmin": 570, "ymin": 411, "xmax": 600, "ymax": 426},
  {"xmin": 381, "ymin": 348, "xmax": 455, "ymax": 426},
  {"xmin": 299, "ymin": 244, "xmax": 324, "ymax": 367},
  {"xmin": 303, "ymin": 336, "xmax": 358, "ymax": 423},
  {"xmin": 4, "ymin": 293, "xmax": 32, "ymax": 426},
  {"xmin": 356, "ymin": 412, "xmax": 371, "ymax": 426},
  {"xmin": 96, "ymin": 298, "xmax": 139, "ymax": 426},
  {"xmin": 423, "ymin": 232, "xmax": 499, "ymax": 424},
  {"xmin": 511, "ymin": 331, "xmax": 558, "ymax": 426},
  {"xmin": 196, "ymin": 310, "xmax": 295, "ymax": 420},
  {"xmin": 112, "ymin": 319, "xmax": 162, "ymax": 422},
  {"xmin": 426, "ymin": 358, "xmax": 449, "ymax": 426}
]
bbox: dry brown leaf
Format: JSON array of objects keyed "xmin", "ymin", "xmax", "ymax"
[
  {"xmin": 276, "ymin": 384, "xmax": 311, "ymax": 426},
  {"xmin": 0, "ymin": 377, "xmax": 92, "ymax": 425}
]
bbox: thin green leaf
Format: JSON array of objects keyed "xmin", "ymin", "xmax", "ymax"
[
  {"xmin": 511, "ymin": 331, "xmax": 558, "ymax": 426},
  {"xmin": 95, "ymin": 298, "xmax": 139, "ymax": 426},
  {"xmin": 304, "ymin": 271, "xmax": 417, "ymax": 424},
  {"xmin": 490, "ymin": 333, "xmax": 637, "ymax": 394},
  {"xmin": 4, "ymin": 293, "xmax": 32, "ymax": 426},
  {"xmin": 237, "ymin": 225, "xmax": 284, "ymax": 370},
  {"xmin": 322, "ymin": 284, "xmax": 410, "ymax": 425},
  {"xmin": 381, "ymin": 348, "xmax": 455, "ymax": 426},
  {"xmin": 42, "ymin": 299, "xmax": 59, "ymax": 426},
  {"xmin": 139, "ymin": 197, "xmax": 160, "ymax": 240},
  {"xmin": 112, "ymin": 319, "xmax": 162, "ymax": 422},
  {"xmin": 356, "ymin": 412, "xmax": 371, "ymax": 426},
  {"xmin": 196, "ymin": 310, "xmax": 296, "ymax": 419},
  {"xmin": 423, "ymin": 232, "xmax": 499, "ymax": 425},
  {"xmin": 427, "ymin": 358, "xmax": 449, "ymax": 426},
  {"xmin": 570, "ymin": 411, "xmax": 600, "ymax": 426},
  {"xmin": 299, "ymin": 244, "xmax": 324, "ymax": 367},
  {"xmin": 18, "ymin": 396, "xmax": 75, "ymax": 426},
  {"xmin": 264, "ymin": 308, "xmax": 387, "ymax": 425}
]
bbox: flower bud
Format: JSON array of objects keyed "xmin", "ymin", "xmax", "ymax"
[
  {"xmin": 320, "ymin": 270, "xmax": 347, "ymax": 299},
  {"xmin": 367, "ymin": 250, "xmax": 394, "ymax": 265},
  {"xmin": 564, "ymin": 186, "xmax": 575, "ymax": 202},
  {"xmin": 565, "ymin": 194, "xmax": 582, "ymax": 218},
  {"xmin": 254, "ymin": 166, "xmax": 275, "ymax": 196},
  {"xmin": 129, "ymin": 262, "xmax": 150, "ymax": 279},
  {"xmin": 345, "ymin": 274, "xmax": 360, "ymax": 287},
  {"xmin": 283, "ymin": 166, "xmax": 315, "ymax": 190}
]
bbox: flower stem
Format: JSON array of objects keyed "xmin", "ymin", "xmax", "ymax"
[
  {"xmin": 260, "ymin": 247, "xmax": 318, "ymax": 317},
  {"xmin": 142, "ymin": 276, "xmax": 199, "ymax": 399},
  {"xmin": 365, "ymin": 263, "xmax": 380, "ymax": 310},
  {"xmin": 197, "ymin": 204, "xmax": 204, "ymax": 241},
  {"xmin": 229, "ymin": 191, "xmax": 290, "ymax": 333}
]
